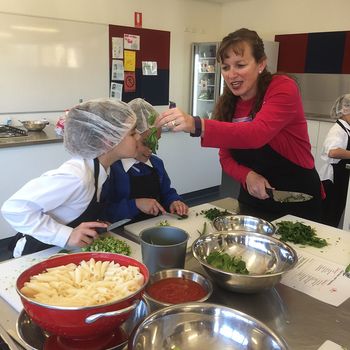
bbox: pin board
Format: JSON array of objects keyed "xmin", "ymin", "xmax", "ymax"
[
  {"xmin": 0, "ymin": 13, "xmax": 109, "ymax": 114},
  {"xmin": 109, "ymin": 25, "xmax": 170, "ymax": 105}
]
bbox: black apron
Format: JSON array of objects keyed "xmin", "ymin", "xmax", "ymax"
[
  {"xmin": 9, "ymin": 158, "xmax": 103, "ymax": 256},
  {"xmin": 321, "ymin": 120, "xmax": 350, "ymax": 227},
  {"xmin": 128, "ymin": 162, "xmax": 161, "ymax": 222},
  {"xmin": 231, "ymin": 144, "xmax": 322, "ymax": 222}
]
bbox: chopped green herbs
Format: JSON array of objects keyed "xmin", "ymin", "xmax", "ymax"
[
  {"xmin": 144, "ymin": 112, "xmax": 159, "ymax": 154},
  {"xmin": 207, "ymin": 251, "xmax": 249, "ymax": 274},
  {"xmin": 159, "ymin": 220, "xmax": 170, "ymax": 226},
  {"xmin": 200, "ymin": 208, "xmax": 231, "ymax": 221},
  {"xmin": 275, "ymin": 221, "xmax": 328, "ymax": 248},
  {"xmin": 82, "ymin": 236, "xmax": 131, "ymax": 255}
]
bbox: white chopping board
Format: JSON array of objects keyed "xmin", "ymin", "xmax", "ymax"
[
  {"xmin": 272, "ymin": 215, "xmax": 350, "ymax": 266},
  {"xmin": 0, "ymin": 235, "xmax": 141, "ymax": 313},
  {"xmin": 124, "ymin": 203, "xmax": 230, "ymax": 249}
]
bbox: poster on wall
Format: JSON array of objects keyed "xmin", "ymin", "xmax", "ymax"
[
  {"xmin": 111, "ymin": 59, "xmax": 124, "ymax": 81},
  {"xmin": 124, "ymin": 72, "xmax": 136, "ymax": 92},
  {"xmin": 124, "ymin": 34, "xmax": 140, "ymax": 50},
  {"xmin": 124, "ymin": 50, "xmax": 136, "ymax": 71},
  {"xmin": 142, "ymin": 61, "xmax": 157, "ymax": 76},
  {"xmin": 110, "ymin": 82, "xmax": 123, "ymax": 100},
  {"xmin": 112, "ymin": 37, "xmax": 123, "ymax": 59}
]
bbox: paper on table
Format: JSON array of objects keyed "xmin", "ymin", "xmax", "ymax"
[
  {"xmin": 318, "ymin": 340, "xmax": 346, "ymax": 350},
  {"xmin": 281, "ymin": 249, "xmax": 350, "ymax": 307}
]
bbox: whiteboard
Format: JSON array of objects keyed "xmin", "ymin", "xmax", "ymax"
[{"xmin": 0, "ymin": 13, "xmax": 109, "ymax": 114}]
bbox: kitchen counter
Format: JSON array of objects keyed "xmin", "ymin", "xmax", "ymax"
[
  {"xmin": 0, "ymin": 197, "xmax": 349, "ymax": 349},
  {"xmin": 305, "ymin": 112, "xmax": 335, "ymax": 123},
  {"xmin": 0, "ymin": 126, "xmax": 62, "ymax": 148}
]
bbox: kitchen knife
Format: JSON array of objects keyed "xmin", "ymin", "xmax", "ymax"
[
  {"xmin": 96, "ymin": 218, "xmax": 131, "ymax": 234},
  {"xmin": 266, "ymin": 188, "xmax": 313, "ymax": 203}
]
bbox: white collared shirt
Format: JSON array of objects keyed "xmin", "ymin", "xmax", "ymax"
[
  {"xmin": 1, "ymin": 158, "xmax": 109, "ymax": 256},
  {"xmin": 318, "ymin": 119, "xmax": 350, "ymax": 182},
  {"xmin": 121, "ymin": 158, "xmax": 153, "ymax": 173}
]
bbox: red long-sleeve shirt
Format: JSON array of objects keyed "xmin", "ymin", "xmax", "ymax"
[{"xmin": 201, "ymin": 75, "xmax": 314, "ymax": 185}]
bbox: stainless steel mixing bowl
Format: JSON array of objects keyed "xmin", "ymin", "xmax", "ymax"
[
  {"xmin": 143, "ymin": 268, "xmax": 213, "ymax": 311},
  {"xmin": 192, "ymin": 231, "xmax": 298, "ymax": 293},
  {"xmin": 212, "ymin": 215, "xmax": 276, "ymax": 235},
  {"xmin": 128, "ymin": 302, "xmax": 289, "ymax": 350},
  {"xmin": 19, "ymin": 120, "xmax": 49, "ymax": 131}
]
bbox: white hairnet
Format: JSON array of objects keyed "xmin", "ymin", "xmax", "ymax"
[
  {"xmin": 64, "ymin": 98, "xmax": 136, "ymax": 159},
  {"xmin": 128, "ymin": 98, "xmax": 159, "ymax": 133},
  {"xmin": 330, "ymin": 94, "xmax": 350, "ymax": 119}
]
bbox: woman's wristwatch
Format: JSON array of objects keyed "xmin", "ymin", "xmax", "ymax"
[{"xmin": 190, "ymin": 116, "xmax": 202, "ymax": 137}]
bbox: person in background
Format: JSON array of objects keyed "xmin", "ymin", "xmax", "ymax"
[
  {"xmin": 318, "ymin": 94, "xmax": 350, "ymax": 227},
  {"xmin": 101, "ymin": 98, "xmax": 188, "ymax": 223},
  {"xmin": 156, "ymin": 28, "xmax": 323, "ymax": 222},
  {"xmin": 1, "ymin": 99, "xmax": 139, "ymax": 257}
]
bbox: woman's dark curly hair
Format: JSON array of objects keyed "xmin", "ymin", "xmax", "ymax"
[{"xmin": 213, "ymin": 28, "xmax": 273, "ymax": 122}]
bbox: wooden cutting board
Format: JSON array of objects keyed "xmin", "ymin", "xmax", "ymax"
[
  {"xmin": 0, "ymin": 235, "xmax": 141, "ymax": 313},
  {"xmin": 124, "ymin": 203, "xmax": 230, "ymax": 249}
]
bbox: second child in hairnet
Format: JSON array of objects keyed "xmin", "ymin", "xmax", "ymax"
[
  {"xmin": 1, "ymin": 99, "xmax": 139, "ymax": 257},
  {"xmin": 318, "ymin": 94, "xmax": 350, "ymax": 227},
  {"xmin": 101, "ymin": 98, "xmax": 188, "ymax": 223}
]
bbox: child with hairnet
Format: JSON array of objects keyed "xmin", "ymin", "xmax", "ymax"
[
  {"xmin": 101, "ymin": 98, "xmax": 188, "ymax": 224},
  {"xmin": 318, "ymin": 94, "xmax": 350, "ymax": 227},
  {"xmin": 1, "ymin": 99, "xmax": 139, "ymax": 257}
]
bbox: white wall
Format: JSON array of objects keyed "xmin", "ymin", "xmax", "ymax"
[
  {"xmin": 221, "ymin": 0, "xmax": 350, "ymax": 40},
  {"xmin": 0, "ymin": 0, "xmax": 223, "ymax": 117}
]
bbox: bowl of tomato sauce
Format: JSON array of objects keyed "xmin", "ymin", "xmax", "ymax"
[{"xmin": 143, "ymin": 269, "xmax": 213, "ymax": 311}]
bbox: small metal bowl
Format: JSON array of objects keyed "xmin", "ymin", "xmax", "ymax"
[
  {"xmin": 143, "ymin": 269, "xmax": 213, "ymax": 311},
  {"xmin": 212, "ymin": 215, "xmax": 276, "ymax": 235},
  {"xmin": 128, "ymin": 302, "xmax": 289, "ymax": 349},
  {"xmin": 19, "ymin": 120, "xmax": 49, "ymax": 131},
  {"xmin": 192, "ymin": 231, "xmax": 298, "ymax": 293}
]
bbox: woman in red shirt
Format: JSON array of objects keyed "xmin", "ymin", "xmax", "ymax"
[{"xmin": 156, "ymin": 28, "xmax": 322, "ymax": 221}]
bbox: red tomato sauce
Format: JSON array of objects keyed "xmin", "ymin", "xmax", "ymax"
[{"xmin": 146, "ymin": 277, "xmax": 207, "ymax": 304}]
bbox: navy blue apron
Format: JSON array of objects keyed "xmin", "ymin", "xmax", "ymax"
[
  {"xmin": 9, "ymin": 158, "xmax": 103, "ymax": 256},
  {"xmin": 231, "ymin": 144, "xmax": 322, "ymax": 222},
  {"xmin": 128, "ymin": 162, "xmax": 161, "ymax": 222},
  {"xmin": 321, "ymin": 120, "xmax": 350, "ymax": 227}
]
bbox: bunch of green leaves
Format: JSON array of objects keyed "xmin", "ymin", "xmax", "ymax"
[
  {"xmin": 200, "ymin": 208, "xmax": 231, "ymax": 221},
  {"xmin": 275, "ymin": 221, "xmax": 328, "ymax": 248},
  {"xmin": 206, "ymin": 251, "xmax": 249, "ymax": 274},
  {"xmin": 82, "ymin": 236, "xmax": 131, "ymax": 255},
  {"xmin": 144, "ymin": 112, "xmax": 159, "ymax": 154}
]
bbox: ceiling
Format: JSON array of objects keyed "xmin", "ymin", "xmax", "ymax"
[{"xmin": 196, "ymin": 0, "xmax": 240, "ymax": 3}]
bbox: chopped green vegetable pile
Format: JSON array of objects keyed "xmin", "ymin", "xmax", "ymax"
[
  {"xmin": 158, "ymin": 220, "xmax": 170, "ymax": 226},
  {"xmin": 206, "ymin": 251, "xmax": 249, "ymax": 274},
  {"xmin": 82, "ymin": 236, "xmax": 131, "ymax": 255},
  {"xmin": 275, "ymin": 221, "xmax": 328, "ymax": 248},
  {"xmin": 144, "ymin": 112, "xmax": 159, "ymax": 154},
  {"xmin": 199, "ymin": 208, "xmax": 231, "ymax": 221}
]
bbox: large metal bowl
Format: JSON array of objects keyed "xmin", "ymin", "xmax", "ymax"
[
  {"xmin": 19, "ymin": 120, "xmax": 49, "ymax": 131},
  {"xmin": 192, "ymin": 232, "xmax": 298, "ymax": 293},
  {"xmin": 128, "ymin": 302, "xmax": 289, "ymax": 349},
  {"xmin": 143, "ymin": 269, "xmax": 213, "ymax": 311},
  {"xmin": 213, "ymin": 215, "xmax": 276, "ymax": 235}
]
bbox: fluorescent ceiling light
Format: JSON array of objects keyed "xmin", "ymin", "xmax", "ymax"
[{"xmin": 11, "ymin": 25, "xmax": 59, "ymax": 33}]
